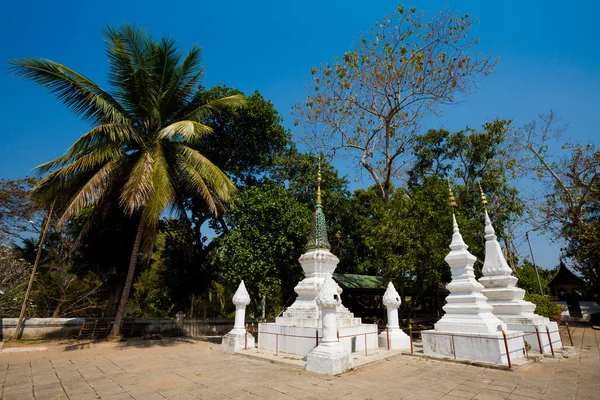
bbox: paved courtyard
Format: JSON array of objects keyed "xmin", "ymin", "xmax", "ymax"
[{"xmin": 0, "ymin": 325, "xmax": 598, "ymax": 400}]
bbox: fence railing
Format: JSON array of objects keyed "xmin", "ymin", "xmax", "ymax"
[{"xmin": 254, "ymin": 326, "xmax": 379, "ymax": 356}]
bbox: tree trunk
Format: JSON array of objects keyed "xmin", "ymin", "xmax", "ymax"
[
  {"xmin": 52, "ymin": 302, "xmax": 61, "ymax": 318},
  {"xmin": 110, "ymin": 217, "xmax": 145, "ymax": 337}
]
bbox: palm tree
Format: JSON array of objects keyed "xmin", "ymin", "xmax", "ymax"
[{"xmin": 10, "ymin": 25, "xmax": 243, "ymax": 336}]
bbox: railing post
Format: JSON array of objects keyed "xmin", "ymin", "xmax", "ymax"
[
  {"xmin": 566, "ymin": 322, "xmax": 573, "ymax": 346},
  {"xmin": 502, "ymin": 330, "xmax": 512, "ymax": 369},
  {"xmin": 386, "ymin": 324, "xmax": 390, "ymax": 350},
  {"xmin": 535, "ymin": 326, "xmax": 544, "ymax": 354},
  {"xmin": 315, "ymin": 329, "xmax": 319, "ymax": 347},
  {"xmin": 546, "ymin": 326, "xmax": 555, "ymax": 356},
  {"xmin": 451, "ymin": 334, "xmax": 456, "ymax": 360},
  {"xmin": 244, "ymin": 323, "xmax": 248, "ymax": 350},
  {"xmin": 364, "ymin": 333, "xmax": 368, "ymax": 356},
  {"xmin": 409, "ymin": 324, "xmax": 413, "ymax": 354},
  {"xmin": 337, "ymin": 329, "xmax": 340, "ymax": 342},
  {"xmin": 275, "ymin": 334, "xmax": 278, "ymax": 356}
]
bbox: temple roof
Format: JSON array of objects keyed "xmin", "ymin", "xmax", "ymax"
[
  {"xmin": 333, "ymin": 273, "xmax": 384, "ymax": 291},
  {"xmin": 548, "ymin": 262, "xmax": 586, "ymax": 287}
]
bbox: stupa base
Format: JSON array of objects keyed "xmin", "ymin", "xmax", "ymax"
[
  {"xmin": 421, "ymin": 329, "xmax": 525, "ymax": 366},
  {"xmin": 306, "ymin": 341, "xmax": 353, "ymax": 375},
  {"xmin": 378, "ymin": 328, "xmax": 411, "ymax": 350},
  {"xmin": 221, "ymin": 329, "xmax": 255, "ymax": 353},
  {"xmin": 258, "ymin": 323, "xmax": 378, "ymax": 357},
  {"xmin": 499, "ymin": 317, "xmax": 562, "ymax": 354}
]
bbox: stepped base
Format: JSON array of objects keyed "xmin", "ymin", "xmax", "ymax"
[
  {"xmin": 221, "ymin": 329, "xmax": 255, "ymax": 353},
  {"xmin": 422, "ymin": 329, "xmax": 525, "ymax": 366},
  {"xmin": 378, "ymin": 328, "xmax": 411, "ymax": 350},
  {"xmin": 258, "ymin": 323, "xmax": 378, "ymax": 357},
  {"xmin": 306, "ymin": 341, "xmax": 353, "ymax": 375},
  {"xmin": 434, "ymin": 313, "xmax": 507, "ymax": 334},
  {"xmin": 499, "ymin": 317, "xmax": 562, "ymax": 354}
]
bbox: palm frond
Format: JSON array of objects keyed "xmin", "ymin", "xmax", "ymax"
[
  {"xmin": 120, "ymin": 152, "xmax": 155, "ymax": 214},
  {"xmin": 41, "ymin": 145, "xmax": 122, "ymax": 179},
  {"xmin": 186, "ymin": 94, "xmax": 246, "ymax": 121},
  {"xmin": 143, "ymin": 143, "xmax": 175, "ymax": 224},
  {"xmin": 156, "ymin": 120, "xmax": 212, "ymax": 142},
  {"xmin": 9, "ymin": 58, "xmax": 129, "ymax": 125},
  {"xmin": 161, "ymin": 45, "xmax": 204, "ymax": 115},
  {"xmin": 175, "ymin": 144, "xmax": 236, "ymax": 204},
  {"xmin": 59, "ymin": 160, "xmax": 120, "ymax": 222},
  {"xmin": 175, "ymin": 152, "xmax": 217, "ymax": 215},
  {"xmin": 104, "ymin": 25, "xmax": 157, "ymax": 119}
]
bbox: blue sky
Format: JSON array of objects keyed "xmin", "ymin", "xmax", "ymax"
[{"xmin": 1, "ymin": 1, "xmax": 598, "ymax": 269}]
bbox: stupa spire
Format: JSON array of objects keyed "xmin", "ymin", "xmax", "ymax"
[
  {"xmin": 306, "ymin": 159, "xmax": 330, "ymax": 250},
  {"xmin": 479, "ymin": 182, "xmax": 512, "ymax": 276},
  {"xmin": 447, "ymin": 180, "xmax": 467, "ymax": 251}
]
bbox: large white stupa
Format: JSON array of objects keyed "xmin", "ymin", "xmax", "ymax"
[
  {"xmin": 258, "ymin": 167, "xmax": 378, "ymax": 356},
  {"xmin": 421, "ymin": 183, "xmax": 526, "ymax": 366},
  {"xmin": 477, "ymin": 185, "xmax": 562, "ymax": 354}
]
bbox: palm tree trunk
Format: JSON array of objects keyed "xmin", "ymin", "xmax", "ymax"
[{"xmin": 110, "ymin": 217, "xmax": 145, "ymax": 337}]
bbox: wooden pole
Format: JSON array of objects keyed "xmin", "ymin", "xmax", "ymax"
[
  {"xmin": 386, "ymin": 324, "xmax": 390, "ymax": 350},
  {"xmin": 14, "ymin": 200, "xmax": 55, "ymax": 339},
  {"xmin": 502, "ymin": 330, "xmax": 512, "ymax": 369},
  {"xmin": 409, "ymin": 324, "xmax": 413, "ymax": 354},
  {"xmin": 546, "ymin": 326, "xmax": 555, "ymax": 356},
  {"xmin": 566, "ymin": 322, "xmax": 573, "ymax": 346},
  {"xmin": 526, "ymin": 231, "xmax": 544, "ymax": 295},
  {"xmin": 535, "ymin": 326, "xmax": 544, "ymax": 354}
]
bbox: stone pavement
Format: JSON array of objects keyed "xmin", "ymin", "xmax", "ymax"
[{"xmin": 0, "ymin": 325, "xmax": 598, "ymax": 400}]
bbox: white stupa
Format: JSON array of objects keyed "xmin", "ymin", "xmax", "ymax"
[
  {"xmin": 477, "ymin": 185, "xmax": 562, "ymax": 354},
  {"xmin": 258, "ymin": 166, "xmax": 378, "ymax": 356},
  {"xmin": 421, "ymin": 183, "xmax": 526, "ymax": 366}
]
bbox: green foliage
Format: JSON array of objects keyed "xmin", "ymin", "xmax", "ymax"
[
  {"xmin": 195, "ymin": 85, "xmax": 291, "ymax": 186},
  {"xmin": 515, "ymin": 261, "xmax": 554, "ymax": 295},
  {"xmin": 209, "ymin": 183, "xmax": 311, "ymax": 314},
  {"xmin": 10, "ymin": 25, "xmax": 245, "ymax": 333},
  {"xmin": 524, "ymin": 293, "xmax": 562, "ymax": 321}
]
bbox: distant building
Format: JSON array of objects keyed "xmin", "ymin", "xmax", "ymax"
[{"xmin": 548, "ymin": 262, "xmax": 587, "ymax": 318}]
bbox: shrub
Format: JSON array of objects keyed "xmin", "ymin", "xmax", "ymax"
[{"xmin": 525, "ymin": 293, "xmax": 562, "ymax": 321}]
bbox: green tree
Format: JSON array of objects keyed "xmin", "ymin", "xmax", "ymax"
[
  {"xmin": 10, "ymin": 25, "xmax": 243, "ymax": 336},
  {"xmin": 515, "ymin": 260, "xmax": 553, "ymax": 295},
  {"xmin": 209, "ymin": 183, "xmax": 311, "ymax": 315},
  {"xmin": 409, "ymin": 120, "xmax": 525, "ymax": 272},
  {"xmin": 358, "ymin": 178, "xmax": 452, "ymax": 321},
  {"xmin": 294, "ymin": 5, "xmax": 496, "ymax": 200}
]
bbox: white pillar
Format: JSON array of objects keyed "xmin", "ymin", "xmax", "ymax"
[
  {"xmin": 306, "ymin": 272, "xmax": 353, "ymax": 375},
  {"xmin": 221, "ymin": 281, "xmax": 255, "ymax": 352},
  {"xmin": 378, "ymin": 282, "xmax": 410, "ymax": 350}
]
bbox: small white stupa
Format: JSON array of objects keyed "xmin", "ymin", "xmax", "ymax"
[
  {"xmin": 259, "ymin": 164, "xmax": 378, "ymax": 356},
  {"xmin": 222, "ymin": 281, "xmax": 255, "ymax": 352},
  {"xmin": 421, "ymin": 182, "xmax": 525, "ymax": 365},
  {"xmin": 306, "ymin": 272, "xmax": 354, "ymax": 374},
  {"xmin": 377, "ymin": 282, "xmax": 411, "ymax": 349},
  {"xmin": 477, "ymin": 184, "xmax": 562, "ymax": 354}
]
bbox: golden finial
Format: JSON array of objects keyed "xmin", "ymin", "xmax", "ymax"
[
  {"xmin": 447, "ymin": 179, "xmax": 456, "ymax": 211},
  {"xmin": 478, "ymin": 181, "xmax": 488, "ymax": 208},
  {"xmin": 316, "ymin": 157, "xmax": 322, "ymax": 205}
]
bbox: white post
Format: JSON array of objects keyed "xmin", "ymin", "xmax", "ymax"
[
  {"xmin": 221, "ymin": 281, "xmax": 254, "ymax": 352},
  {"xmin": 306, "ymin": 272, "xmax": 353, "ymax": 375},
  {"xmin": 378, "ymin": 282, "xmax": 410, "ymax": 350}
]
